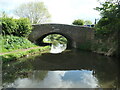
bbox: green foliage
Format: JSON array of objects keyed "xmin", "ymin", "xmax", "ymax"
[
  {"xmin": 72, "ymin": 19, "xmax": 92, "ymax": 25},
  {"xmin": 1, "ymin": 17, "xmax": 32, "ymax": 37},
  {"xmin": 95, "ymin": 1, "xmax": 119, "ymax": 18},
  {"xmin": 72, "ymin": 19, "xmax": 84, "ymax": 25},
  {"xmin": 1, "ymin": 35, "xmax": 36, "ymax": 53},
  {"xmin": 1, "ymin": 46, "xmax": 50, "ymax": 62},
  {"xmin": 15, "ymin": 18, "xmax": 32, "ymax": 37},
  {"xmin": 95, "ymin": 17, "xmax": 113, "ymax": 38},
  {"xmin": 95, "ymin": 1, "xmax": 120, "ymax": 39},
  {"xmin": 94, "ymin": 0, "xmax": 120, "ymax": 56},
  {"xmin": 92, "ymin": 41, "xmax": 109, "ymax": 52},
  {"xmin": 96, "ymin": 17, "xmax": 110, "ymax": 26},
  {"xmin": 84, "ymin": 20, "xmax": 92, "ymax": 25},
  {"xmin": 2, "ymin": 17, "xmax": 17, "ymax": 35},
  {"xmin": 43, "ymin": 34, "xmax": 67, "ymax": 45}
]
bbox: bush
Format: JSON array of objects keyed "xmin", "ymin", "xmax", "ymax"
[
  {"xmin": 1, "ymin": 35, "xmax": 36, "ymax": 53},
  {"xmin": 1, "ymin": 17, "xmax": 32, "ymax": 37},
  {"xmin": 72, "ymin": 19, "xmax": 84, "ymax": 25},
  {"xmin": 15, "ymin": 18, "xmax": 32, "ymax": 37},
  {"xmin": 2, "ymin": 17, "xmax": 17, "ymax": 35}
]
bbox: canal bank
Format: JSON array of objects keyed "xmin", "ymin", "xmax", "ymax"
[
  {"xmin": 91, "ymin": 32, "xmax": 119, "ymax": 58},
  {"xmin": 0, "ymin": 46, "xmax": 50, "ymax": 63}
]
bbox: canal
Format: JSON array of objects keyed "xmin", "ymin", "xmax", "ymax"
[{"xmin": 2, "ymin": 44, "xmax": 120, "ymax": 88}]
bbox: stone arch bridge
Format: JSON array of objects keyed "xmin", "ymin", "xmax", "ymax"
[{"xmin": 28, "ymin": 24, "xmax": 94, "ymax": 50}]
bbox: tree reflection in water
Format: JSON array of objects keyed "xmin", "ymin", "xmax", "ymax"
[{"xmin": 2, "ymin": 48, "xmax": 120, "ymax": 88}]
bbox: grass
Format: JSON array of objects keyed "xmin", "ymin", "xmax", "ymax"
[
  {"xmin": 0, "ymin": 46, "xmax": 50, "ymax": 63},
  {"xmin": 0, "ymin": 35, "xmax": 51, "ymax": 62}
]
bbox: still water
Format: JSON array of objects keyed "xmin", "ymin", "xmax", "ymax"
[{"xmin": 2, "ymin": 44, "xmax": 120, "ymax": 88}]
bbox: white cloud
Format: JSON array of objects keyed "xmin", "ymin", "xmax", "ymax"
[
  {"xmin": 5, "ymin": 70, "xmax": 99, "ymax": 88},
  {"xmin": 0, "ymin": 0, "xmax": 101, "ymax": 24}
]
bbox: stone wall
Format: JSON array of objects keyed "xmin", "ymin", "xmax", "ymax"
[{"xmin": 28, "ymin": 24, "xmax": 94, "ymax": 50}]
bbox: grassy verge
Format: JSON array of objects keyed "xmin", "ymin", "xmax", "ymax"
[
  {"xmin": 0, "ymin": 35, "xmax": 37, "ymax": 53},
  {"xmin": 0, "ymin": 35, "xmax": 51, "ymax": 63},
  {"xmin": 0, "ymin": 46, "xmax": 50, "ymax": 63}
]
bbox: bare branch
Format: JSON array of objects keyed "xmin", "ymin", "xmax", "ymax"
[{"xmin": 14, "ymin": 2, "xmax": 51, "ymax": 24}]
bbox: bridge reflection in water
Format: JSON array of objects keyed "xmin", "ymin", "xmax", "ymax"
[{"xmin": 2, "ymin": 44, "xmax": 120, "ymax": 88}]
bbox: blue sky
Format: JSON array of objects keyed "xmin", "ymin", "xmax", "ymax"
[
  {"xmin": 6, "ymin": 70, "xmax": 99, "ymax": 88},
  {"xmin": 0, "ymin": 0, "xmax": 101, "ymax": 24}
]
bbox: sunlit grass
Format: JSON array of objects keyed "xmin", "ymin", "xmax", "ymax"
[{"xmin": 0, "ymin": 35, "xmax": 37, "ymax": 53}]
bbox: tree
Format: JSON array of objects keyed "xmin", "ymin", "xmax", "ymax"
[
  {"xmin": 72, "ymin": 19, "xmax": 92, "ymax": 25},
  {"xmin": 14, "ymin": 2, "xmax": 51, "ymax": 24},
  {"xmin": 93, "ymin": 0, "xmax": 120, "ymax": 57},
  {"xmin": 95, "ymin": 0, "xmax": 120, "ymax": 18},
  {"xmin": 0, "ymin": 11, "xmax": 8, "ymax": 18},
  {"xmin": 84, "ymin": 20, "xmax": 92, "ymax": 25},
  {"xmin": 95, "ymin": 0, "xmax": 120, "ymax": 38},
  {"xmin": 72, "ymin": 19, "xmax": 84, "ymax": 25}
]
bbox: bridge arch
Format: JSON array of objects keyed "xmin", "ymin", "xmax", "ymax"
[
  {"xmin": 35, "ymin": 32, "xmax": 73, "ymax": 49},
  {"xmin": 28, "ymin": 24, "xmax": 94, "ymax": 50}
]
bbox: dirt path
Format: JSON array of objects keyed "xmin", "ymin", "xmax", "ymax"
[{"xmin": 0, "ymin": 47, "xmax": 41, "ymax": 55}]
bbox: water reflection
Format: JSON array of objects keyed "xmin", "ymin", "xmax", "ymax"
[
  {"xmin": 2, "ymin": 49, "xmax": 120, "ymax": 88},
  {"xmin": 43, "ymin": 34, "xmax": 67, "ymax": 54},
  {"xmin": 61, "ymin": 70, "xmax": 99, "ymax": 88},
  {"xmin": 4, "ymin": 70, "xmax": 99, "ymax": 88},
  {"xmin": 50, "ymin": 43, "xmax": 66, "ymax": 54}
]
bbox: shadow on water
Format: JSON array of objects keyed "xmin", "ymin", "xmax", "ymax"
[{"xmin": 2, "ymin": 47, "xmax": 120, "ymax": 88}]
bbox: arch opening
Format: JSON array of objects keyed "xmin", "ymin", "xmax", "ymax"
[{"xmin": 35, "ymin": 32, "xmax": 73, "ymax": 53}]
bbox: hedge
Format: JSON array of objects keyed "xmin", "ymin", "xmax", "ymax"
[{"xmin": 1, "ymin": 17, "xmax": 32, "ymax": 37}]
